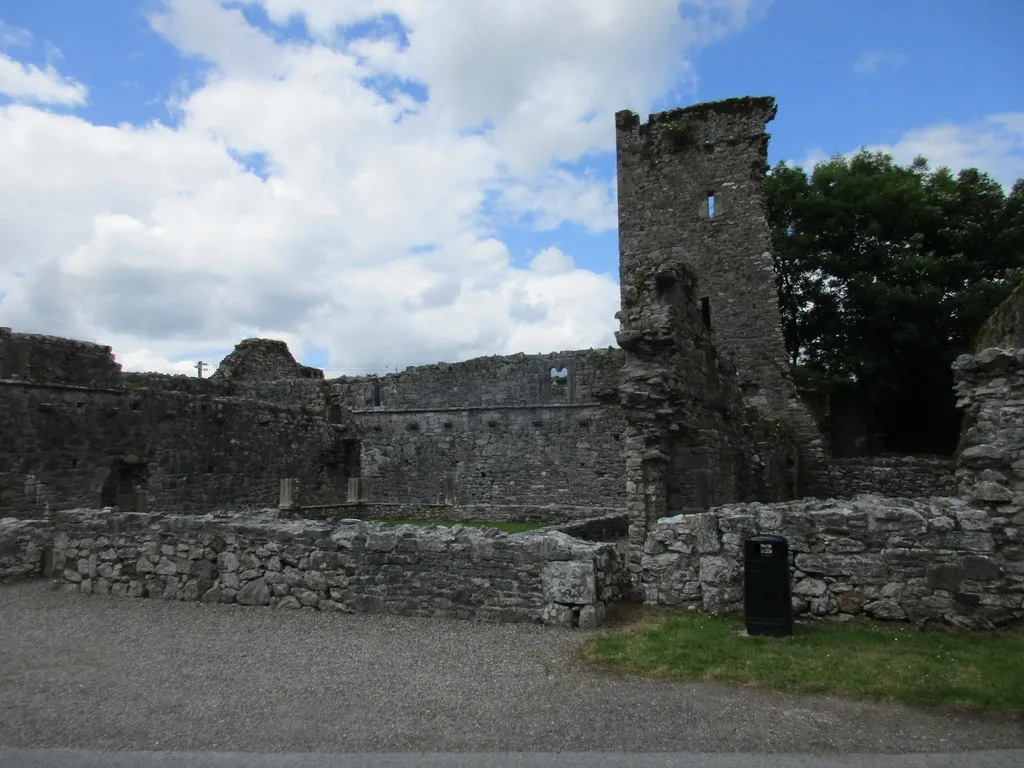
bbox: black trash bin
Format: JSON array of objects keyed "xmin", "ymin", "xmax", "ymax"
[{"xmin": 744, "ymin": 535, "xmax": 792, "ymax": 636}]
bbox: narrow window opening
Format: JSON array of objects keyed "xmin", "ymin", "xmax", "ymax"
[
  {"xmin": 706, "ymin": 191, "xmax": 716, "ymax": 218},
  {"xmin": 550, "ymin": 366, "xmax": 569, "ymax": 387},
  {"xmin": 701, "ymin": 297, "xmax": 712, "ymax": 329}
]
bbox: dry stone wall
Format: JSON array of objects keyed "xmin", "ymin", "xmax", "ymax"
[
  {"xmin": 49, "ymin": 510, "xmax": 627, "ymax": 628},
  {"xmin": 641, "ymin": 494, "xmax": 1023, "ymax": 628},
  {"xmin": 827, "ymin": 457, "xmax": 957, "ymax": 499}
]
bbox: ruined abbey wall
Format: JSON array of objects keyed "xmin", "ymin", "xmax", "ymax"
[
  {"xmin": 0, "ymin": 332, "xmax": 351, "ymax": 517},
  {"xmin": 355, "ymin": 406, "xmax": 624, "ymax": 506},
  {"xmin": 640, "ymin": 346, "xmax": 1024, "ymax": 629},
  {"xmin": 0, "ymin": 331, "xmax": 629, "ymax": 518},
  {"xmin": 0, "ymin": 379, "xmax": 345, "ymax": 517},
  {"xmin": 954, "ymin": 347, "xmax": 1024, "ymax": 505},
  {"xmin": 330, "ymin": 349, "xmax": 623, "ymax": 410},
  {"xmin": 615, "ymin": 99, "xmax": 827, "ymax": 497},
  {"xmin": 0, "ymin": 327, "xmax": 122, "ymax": 388},
  {"xmin": 317, "ymin": 349, "xmax": 628, "ymax": 509},
  {"xmin": 613, "ymin": 252, "xmax": 800, "ymax": 587}
]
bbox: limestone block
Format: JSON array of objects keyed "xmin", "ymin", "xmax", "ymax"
[
  {"xmin": 864, "ymin": 599, "xmax": 906, "ymax": 621},
  {"xmin": 541, "ymin": 561, "xmax": 596, "ymax": 604},
  {"xmin": 217, "ymin": 551, "xmax": 240, "ymax": 572},
  {"xmin": 578, "ymin": 603, "xmax": 605, "ymax": 629},
  {"xmin": 235, "ymin": 578, "xmax": 270, "ymax": 606},
  {"xmin": 698, "ymin": 555, "xmax": 739, "ymax": 585},
  {"xmin": 793, "ymin": 578, "xmax": 827, "ymax": 597},
  {"xmin": 540, "ymin": 603, "xmax": 574, "ymax": 626}
]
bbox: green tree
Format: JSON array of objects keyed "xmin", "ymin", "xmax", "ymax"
[{"xmin": 765, "ymin": 151, "xmax": 1024, "ymax": 454}]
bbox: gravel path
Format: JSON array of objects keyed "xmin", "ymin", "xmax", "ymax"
[{"xmin": 1, "ymin": 581, "xmax": 1022, "ymax": 754}]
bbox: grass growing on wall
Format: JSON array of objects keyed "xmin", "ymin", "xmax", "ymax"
[
  {"xmin": 377, "ymin": 520, "xmax": 549, "ymax": 534},
  {"xmin": 580, "ymin": 612, "xmax": 1024, "ymax": 712}
]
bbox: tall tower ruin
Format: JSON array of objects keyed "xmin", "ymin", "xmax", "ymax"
[{"xmin": 615, "ymin": 96, "xmax": 826, "ymax": 495}]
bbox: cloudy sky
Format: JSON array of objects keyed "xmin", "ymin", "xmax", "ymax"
[{"xmin": 1, "ymin": 0, "xmax": 1022, "ymax": 376}]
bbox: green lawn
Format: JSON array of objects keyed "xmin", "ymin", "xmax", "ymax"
[
  {"xmin": 377, "ymin": 519, "xmax": 549, "ymax": 534},
  {"xmin": 580, "ymin": 612, "xmax": 1024, "ymax": 712}
]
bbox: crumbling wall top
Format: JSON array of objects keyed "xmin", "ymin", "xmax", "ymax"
[
  {"xmin": 976, "ymin": 280, "xmax": 1024, "ymax": 350},
  {"xmin": 0, "ymin": 327, "xmax": 121, "ymax": 388},
  {"xmin": 212, "ymin": 338, "xmax": 324, "ymax": 382}
]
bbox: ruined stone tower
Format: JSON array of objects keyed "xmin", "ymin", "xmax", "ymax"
[{"xmin": 615, "ymin": 96, "xmax": 826, "ymax": 495}]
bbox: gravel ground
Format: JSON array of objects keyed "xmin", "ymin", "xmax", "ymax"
[{"xmin": 1, "ymin": 581, "xmax": 1022, "ymax": 754}]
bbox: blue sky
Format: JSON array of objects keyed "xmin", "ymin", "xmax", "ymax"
[{"xmin": 0, "ymin": 0, "xmax": 1021, "ymax": 374}]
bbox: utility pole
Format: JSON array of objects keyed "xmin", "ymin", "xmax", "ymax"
[{"xmin": 195, "ymin": 361, "xmax": 208, "ymax": 379}]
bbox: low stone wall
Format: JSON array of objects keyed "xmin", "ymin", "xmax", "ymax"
[
  {"xmin": 641, "ymin": 494, "xmax": 1024, "ymax": 628},
  {"xmin": 0, "ymin": 518, "xmax": 51, "ymax": 583},
  {"xmin": 51, "ymin": 510, "xmax": 627, "ymax": 628},
  {"xmin": 826, "ymin": 456, "xmax": 956, "ymax": 499},
  {"xmin": 282, "ymin": 502, "xmax": 623, "ymax": 525}
]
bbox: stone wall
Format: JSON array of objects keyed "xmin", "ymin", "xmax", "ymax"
[
  {"xmin": 827, "ymin": 456, "xmax": 957, "ymax": 499},
  {"xmin": 613, "ymin": 255, "xmax": 800, "ymax": 588},
  {"xmin": 615, "ymin": 98, "xmax": 827, "ymax": 496},
  {"xmin": 212, "ymin": 338, "xmax": 324, "ymax": 381},
  {"xmin": 330, "ymin": 349, "xmax": 623, "ymax": 410},
  {"xmin": 353, "ymin": 405, "xmax": 625, "ymax": 506},
  {"xmin": 0, "ymin": 327, "xmax": 121, "ymax": 388},
  {"xmin": 0, "ymin": 380, "xmax": 347, "ymax": 517},
  {"xmin": 641, "ymin": 494, "xmax": 1024, "ymax": 628},
  {"xmin": 281, "ymin": 502, "xmax": 622, "ymax": 525},
  {"xmin": 954, "ymin": 348, "xmax": 1024, "ymax": 505},
  {"xmin": 50, "ymin": 510, "xmax": 627, "ymax": 628},
  {"xmin": 976, "ymin": 282, "xmax": 1024, "ymax": 350},
  {"xmin": 0, "ymin": 517, "xmax": 51, "ymax": 583}
]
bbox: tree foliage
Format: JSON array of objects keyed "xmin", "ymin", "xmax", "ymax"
[{"xmin": 765, "ymin": 151, "xmax": 1024, "ymax": 453}]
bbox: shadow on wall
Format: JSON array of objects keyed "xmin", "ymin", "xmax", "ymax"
[{"xmin": 98, "ymin": 459, "xmax": 148, "ymax": 512}]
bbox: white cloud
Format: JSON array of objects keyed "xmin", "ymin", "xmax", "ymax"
[
  {"xmin": 797, "ymin": 113, "xmax": 1024, "ymax": 190},
  {"xmin": 0, "ymin": 18, "xmax": 32, "ymax": 49},
  {"xmin": 529, "ymin": 247, "xmax": 576, "ymax": 275},
  {"xmin": 0, "ymin": 53, "xmax": 86, "ymax": 105},
  {"xmin": 0, "ymin": 0, "xmax": 759, "ymax": 373},
  {"xmin": 853, "ymin": 49, "xmax": 907, "ymax": 76}
]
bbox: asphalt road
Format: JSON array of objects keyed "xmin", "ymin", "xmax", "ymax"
[
  {"xmin": 1, "ymin": 581, "xmax": 1022, "ymax": 762},
  {"xmin": 3, "ymin": 748, "xmax": 1024, "ymax": 768}
]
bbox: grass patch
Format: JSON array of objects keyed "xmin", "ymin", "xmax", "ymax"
[
  {"xmin": 377, "ymin": 520, "xmax": 549, "ymax": 534},
  {"xmin": 579, "ymin": 612, "xmax": 1024, "ymax": 712}
]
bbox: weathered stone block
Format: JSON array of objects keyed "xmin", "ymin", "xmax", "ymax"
[
  {"xmin": 926, "ymin": 565, "xmax": 962, "ymax": 592},
  {"xmin": 961, "ymin": 555, "xmax": 1002, "ymax": 581},
  {"xmin": 235, "ymin": 578, "xmax": 270, "ymax": 606},
  {"xmin": 541, "ymin": 561, "xmax": 596, "ymax": 604}
]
